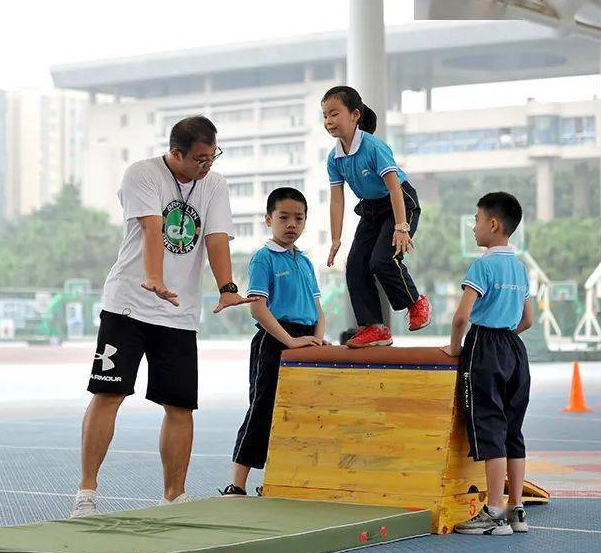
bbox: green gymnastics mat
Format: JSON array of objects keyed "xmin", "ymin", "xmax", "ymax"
[{"xmin": 0, "ymin": 497, "xmax": 430, "ymax": 553}]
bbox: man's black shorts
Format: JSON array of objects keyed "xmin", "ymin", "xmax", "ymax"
[
  {"xmin": 88, "ymin": 310, "xmax": 198, "ymax": 409},
  {"xmin": 460, "ymin": 324, "xmax": 530, "ymax": 462}
]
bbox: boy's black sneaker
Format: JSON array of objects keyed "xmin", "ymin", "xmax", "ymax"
[
  {"xmin": 256, "ymin": 486, "xmax": 263, "ymax": 497},
  {"xmin": 218, "ymin": 484, "xmax": 247, "ymax": 496}
]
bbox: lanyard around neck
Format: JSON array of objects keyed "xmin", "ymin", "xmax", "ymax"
[{"xmin": 162, "ymin": 156, "xmax": 197, "ymax": 234}]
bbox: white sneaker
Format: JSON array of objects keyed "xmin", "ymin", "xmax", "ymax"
[
  {"xmin": 70, "ymin": 489, "xmax": 100, "ymax": 518},
  {"xmin": 454, "ymin": 505, "xmax": 513, "ymax": 535},
  {"xmin": 507, "ymin": 505, "xmax": 529, "ymax": 533},
  {"xmin": 158, "ymin": 492, "xmax": 197, "ymax": 506}
]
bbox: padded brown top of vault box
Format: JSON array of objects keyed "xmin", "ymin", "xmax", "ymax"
[{"xmin": 280, "ymin": 345, "xmax": 458, "ymax": 367}]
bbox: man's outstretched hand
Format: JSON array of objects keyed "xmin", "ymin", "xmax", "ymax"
[
  {"xmin": 213, "ymin": 293, "xmax": 259, "ymax": 314},
  {"xmin": 141, "ymin": 280, "xmax": 179, "ymax": 307}
]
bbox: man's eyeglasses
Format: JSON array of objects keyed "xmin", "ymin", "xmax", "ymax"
[{"xmin": 191, "ymin": 146, "xmax": 223, "ymax": 166}]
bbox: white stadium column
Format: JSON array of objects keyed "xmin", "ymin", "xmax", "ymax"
[
  {"xmin": 344, "ymin": 0, "xmax": 390, "ymax": 328},
  {"xmin": 535, "ymin": 157, "xmax": 555, "ymax": 221},
  {"xmin": 348, "ymin": 0, "xmax": 387, "ymax": 141}
]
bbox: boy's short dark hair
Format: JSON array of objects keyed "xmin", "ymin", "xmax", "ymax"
[
  {"xmin": 477, "ymin": 192, "xmax": 523, "ymax": 236},
  {"xmin": 169, "ymin": 116, "xmax": 217, "ymax": 156},
  {"xmin": 266, "ymin": 187, "xmax": 308, "ymax": 215}
]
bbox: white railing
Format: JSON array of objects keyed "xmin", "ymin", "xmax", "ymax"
[
  {"xmin": 574, "ymin": 262, "xmax": 601, "ymax": 343},
  {"xmin": 522, "ymin": 251, "xmax": 563, "ymax": 344}
]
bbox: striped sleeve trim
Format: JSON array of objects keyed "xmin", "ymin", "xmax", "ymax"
[
  {"xmin": 378, "ymin": 166, "xmax": 398, "ymax": 178},
  {"xmin": 462, "ymin": 280, "xmax": 485, "ymax": 297},
  {"xmin": 247, "ymin": 289, "xmax": 269, "ymax": 299},
  {"xmin": 313, "ymin": 292, "xmax": 321, "ymax": 298},
  {"xmin": 330, "ymin": 180, "xmax": 344, "ymax": 185}
]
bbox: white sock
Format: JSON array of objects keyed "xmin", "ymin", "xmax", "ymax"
[
  {"xmin": 486, "ymin": 505, "xmax": 505, "ymax": 518},
  {"xmin": 507, "ymin": 503, "xmax": 523, "ymax": 511}
]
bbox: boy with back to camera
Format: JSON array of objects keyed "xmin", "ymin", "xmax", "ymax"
[{"xmin": 442, "ymin": 192, "xmax": 533, "ymax": 535}]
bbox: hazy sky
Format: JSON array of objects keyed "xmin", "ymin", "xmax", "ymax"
[
  {"xmin": 1, "ymin": 0, "xmax": 599, "ymax": 110},
  {"xmin": 0, "ymin": 0, "xmax": 411, "ymax": 89}
]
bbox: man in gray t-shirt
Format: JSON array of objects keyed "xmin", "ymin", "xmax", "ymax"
[{"xmin": 71, "ymin": 116, "xmax": 256, "ymax": 518}]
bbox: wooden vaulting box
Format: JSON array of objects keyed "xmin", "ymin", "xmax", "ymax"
[{"xmin": 262, "ymin": 346, "xmax": 488, "ymax": 534}]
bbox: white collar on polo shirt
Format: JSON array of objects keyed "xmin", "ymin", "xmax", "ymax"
[
  {"xmin": 483, "ymin": 245, "xmax": 514, "ymax": 256},
  {"xmin": 334, "ymin": 128, "xmax": 364, "ymax": 159},
  {"xmin": 265, "ymin": 239, "xmax": 301, "ymax": 253}
]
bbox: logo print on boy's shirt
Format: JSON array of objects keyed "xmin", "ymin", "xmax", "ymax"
[{"xmin": 494, "ymin": 283, "xmax": 528, "ymax": 292}]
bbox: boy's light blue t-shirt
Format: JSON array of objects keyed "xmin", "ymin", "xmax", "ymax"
[
  {"xmin": 327, "ymin": 129, "xmax": 409, "ymax": 200},
  {"xmin": 462, "ymin": 246, "xmax": 530, "ymax": 330},
  {"xmin": 247, "ymin": 240, "xmax": 320, "ymax": 326}
]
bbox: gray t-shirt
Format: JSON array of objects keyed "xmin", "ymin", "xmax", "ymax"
[{"xmin": 102, "ymin": 156, "xmax": 234, "ymax": 331}]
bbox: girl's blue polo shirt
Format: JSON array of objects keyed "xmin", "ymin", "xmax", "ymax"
[
  {"xmin": 326, "ymin": 129, "xmax": 409, "ymax": 200},
  {"xmin": 246, "ymin": 240, "xmax": 320, "ymax": 326}
]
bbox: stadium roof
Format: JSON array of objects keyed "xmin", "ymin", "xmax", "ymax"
[{"xmin": 51, "ymin": 20, "xmax": 600, "ymax": 96}]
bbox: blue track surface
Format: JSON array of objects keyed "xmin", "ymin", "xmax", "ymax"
[{"xmin": 0, "ymin": 361, "xmax": 599, "ymax": 553}]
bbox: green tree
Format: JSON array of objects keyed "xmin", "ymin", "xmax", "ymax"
[
  {"xmin": 0, "ymin": 184, "xmax": 122, "ymax": 288},
  {"xmin": 526, "ymin": 218, "xmax": 601, "ymax": 286},
  {"xmin": 407, "ymin": 204, "xmax": 470, "ymax": 292},
  {"xmin": 553, "ymin": 167, "xmax": 600, "ymax": 219},
  {"xmin": 439, "ymin": 173, "xmax": 537, "ymax": 222}
]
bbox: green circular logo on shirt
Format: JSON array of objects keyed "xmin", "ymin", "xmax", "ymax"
[{"xmin": 162, "ymin": 200, "xmax": 201, "ymax": 254}]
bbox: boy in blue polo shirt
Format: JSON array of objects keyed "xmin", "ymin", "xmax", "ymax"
[
  {"xmin": 219, "ymin": 187, "xmax": 326, "ymax": 496},
  {"xmin": 442, "ymin": 192, "xmax": 533, "ymax": 536}
]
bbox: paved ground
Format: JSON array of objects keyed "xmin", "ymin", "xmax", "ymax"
[{"xmin": 0, "ymin": 342, "xmax": 599, "ymax": 552}]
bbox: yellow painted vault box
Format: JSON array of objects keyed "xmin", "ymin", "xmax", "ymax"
[{"xmin": 262, "ymin": 345, "xmax": 488, "ymax": 534}]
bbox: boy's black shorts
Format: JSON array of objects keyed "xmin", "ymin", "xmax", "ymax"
[
  {"xmin": 460, "ymin": 324, "xmax": 530, "ymax": 462},
  {"xmin": 233, "ymin": 321, "xmax": 316, "ymax": 470},
  {"xmin": 87, "ymin": 310, "xmax": 198, "ymax": 410}
]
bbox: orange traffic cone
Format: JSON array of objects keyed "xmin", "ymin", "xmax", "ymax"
[{"xmin": 561, "ymin": 360, "xmax": 592, "ymax": 413}]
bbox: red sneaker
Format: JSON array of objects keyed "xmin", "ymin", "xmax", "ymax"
[
  {"xmin": 408, "ymin": 295, "xmax": 432, "ymax": 331},
  {"xmin": 346, "ymin": 325, "xmax": 393, "ymax": 348}
]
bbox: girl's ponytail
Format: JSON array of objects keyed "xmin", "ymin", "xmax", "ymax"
[{"xmin": 359, "ymin": 104, "xmax": 377, "ymax": 134}]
